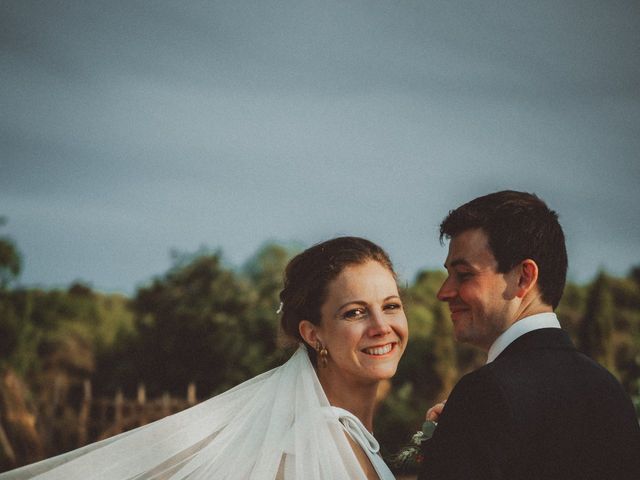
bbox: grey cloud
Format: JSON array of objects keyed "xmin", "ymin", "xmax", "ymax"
[{"xmin": 1, "ymin": 0, "xmax": 638, "ymax": 291}]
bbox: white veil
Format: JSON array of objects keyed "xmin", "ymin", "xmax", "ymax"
[{"xmin": 0, "ymin": 346, "xmax": 368, "ymax": 480}]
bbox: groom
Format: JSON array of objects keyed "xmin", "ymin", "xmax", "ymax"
[{"xmin": 419, "ymin": 190, "xmax": 640, "ymax": 480}]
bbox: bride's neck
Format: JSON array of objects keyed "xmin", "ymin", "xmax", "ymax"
[{"xmin": 317, "ymin": 371, "xmax": 378, "ymax": 431}]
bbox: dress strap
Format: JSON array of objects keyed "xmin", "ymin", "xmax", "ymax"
[{"xmin": 327, "ymin": 407, "xmax": 396, "ymax": 480}]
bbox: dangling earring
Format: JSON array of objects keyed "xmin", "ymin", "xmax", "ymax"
[{"xmin": 316, "ymin": 341, "xmax": 329, "ymax": 368}]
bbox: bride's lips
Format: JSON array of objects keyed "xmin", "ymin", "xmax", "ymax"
[{"xmin": 360, "ymin": 342, "xmax": 397, "ymax": 356}]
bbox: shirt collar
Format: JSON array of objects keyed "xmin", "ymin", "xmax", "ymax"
[{"xmin": 486, "ymin": 312, "xmax": 561, "ymax": 363}]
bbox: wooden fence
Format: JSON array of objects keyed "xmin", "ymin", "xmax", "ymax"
[
  {"xmin": 0, "ymin": 377, "xmax": 199, "ymax": 471},
  {"xmin": 79, "ymin": 381, "xmax": 198, "ymax": 444}
]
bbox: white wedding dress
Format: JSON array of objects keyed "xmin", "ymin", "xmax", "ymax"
[{"xmin": 0, "ymin": 346, "xmax": 395, "ymax": 480}]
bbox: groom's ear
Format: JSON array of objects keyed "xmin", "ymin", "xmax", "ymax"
[
  {"xmin": 299, "ymin": 320, "xmax": 320, "ymax": 346},
  {"xmin": 515, "ymin": 259, "xmax": 539, "ymax": 298}
]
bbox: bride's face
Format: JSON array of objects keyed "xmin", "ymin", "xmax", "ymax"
[{"xmin": 315, "ymin": 260, "xmax": 408, "ymax": 385}]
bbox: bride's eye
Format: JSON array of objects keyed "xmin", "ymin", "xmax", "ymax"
[
  {"xmin": 342, "ymin": 308, "xmax": 367, "ymax": 320},
  {"xmin": 383, "ymin": 302, "xmax": 402, "ymax": 312}
]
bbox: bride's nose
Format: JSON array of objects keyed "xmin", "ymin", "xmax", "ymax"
[{"xmin": 367, "ymin": 310, "xmax": 392, "ymax": 336}]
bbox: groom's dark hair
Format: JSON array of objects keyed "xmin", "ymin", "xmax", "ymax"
[{"xmin": 440, "ymin": 190, "xmax": 568, "ymax": 309}]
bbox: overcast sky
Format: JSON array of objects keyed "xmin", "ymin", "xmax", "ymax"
[{"xmin": 1, "ymin": 0, "xmax": 639, "ymax": 294}]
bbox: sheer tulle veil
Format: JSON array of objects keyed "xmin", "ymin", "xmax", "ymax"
[{"xmin": 0, "ymin": 346, "xmax": 368, "ymax": 480}]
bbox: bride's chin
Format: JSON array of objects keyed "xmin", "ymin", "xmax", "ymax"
[{"xmin": 364, "ymin": 365, "xmax": 399, "ymax": 381}]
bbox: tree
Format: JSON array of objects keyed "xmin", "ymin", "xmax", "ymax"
[
  {"xmin": 578, "ymin": 272, "xmax": 616, "ymax": 373},
  {"xmin": 241, "ymin": 243, "xmax": 297, "ymax": 372},
  {"xmin": 0, "ymin": 220, "xmax": 41, "ymax": 467},
  {"xmin": 0, "ymin": 217, "xmax": 21, "ymax": 291},
  {"xmin": 128, "ymin": 251, "xmax": 255, "ymax": 397},
  {"xmin": 630, "ymin": 265, "xmax": 640, "ymax": 287},
  {"xmin": 0, "ymin": 219, "xmax": 27, "ymax": 369}
]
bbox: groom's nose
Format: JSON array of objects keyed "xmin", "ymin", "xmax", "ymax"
[{"xmin": 437, "ymin": 276, "xmax": 456, "ymax": 302}]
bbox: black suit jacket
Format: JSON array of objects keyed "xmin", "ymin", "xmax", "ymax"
[{"xmin": 418, "ymin": 328, "xmax": 640, "ymax": 480}]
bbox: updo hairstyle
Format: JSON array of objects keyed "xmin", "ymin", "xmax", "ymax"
[{"xmin": 279, "ymin": 236, "xmax": 396, "ymax": 364}]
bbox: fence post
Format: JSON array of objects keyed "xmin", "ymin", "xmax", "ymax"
[
  {"xmin": 0, "ymin": 419, "xmax": 16, "ymax": 467},
  {"xmin": 137, "ymin": 383, "xmax": 147, "ymax": 426},
  {"xmin": 77, "ymin": 379, "xmax": 91, "ymax": 447},
  {"xmin": 114, "ymin": 389, "xmax": 124, "ymax": 434},
  {"xmin": 187, "ymin": 382, "xmax": 196, "ymax": 406},
  {"xmin": 161, "ymin": 392, "xmax": 170, "ymax": 417}
]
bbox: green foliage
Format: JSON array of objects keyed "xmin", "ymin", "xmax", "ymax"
[
  {"xmin": 0, "ymin": 290, "xmax": 34, "ymax": 371},
  {"xmin": 1, "ymin": 228, "xmax": 639, "ymax": 465},
  {"xmin": 0, "ymin": 284, "xmax": 133, "ymax": 378},
  {"xmin": 376, "ymin": 382, "xmax": 422, "ymax": 457},
  {"xmin": 124, "ymin": 252, "xmax": 254, "ymax": 396},
  {"xmin": 240, "ymin": 242, "xmax": 299, "ymax": 372},
  {"xmin": 93, "ymin": 245, "xmax": 297, "ymax": 400},
  {"xmin": 556, "ymin": 282, "xmax": 587, "ymax": 337},
  {"xmin": 0, "ymin": 217, "xmax": 21, "ymax": 290},
  {"xmin": 578, "ymin": 272, "xmax": 616, "ymax": 373}
]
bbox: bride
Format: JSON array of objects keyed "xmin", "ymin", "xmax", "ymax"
[{"xmin": 1, "ymin": 236, "xmax": 408, "ymax": 479}]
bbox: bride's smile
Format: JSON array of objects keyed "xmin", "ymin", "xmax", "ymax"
[
  {"xmin": 361, "ymin": 342, "xmax": 396, "ymax": 356},
  {"xmin": 305, "ymin": 260, "xmax": 408, "ymax": 387}
]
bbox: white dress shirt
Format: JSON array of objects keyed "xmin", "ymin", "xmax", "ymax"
[{"xmin": 486, "ymin": 312, "xmax": 561, "ymax": 363}]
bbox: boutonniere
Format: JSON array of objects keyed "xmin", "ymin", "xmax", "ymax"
[{"xmin": 390, "ymin": 420, "xmax": 437, "ymax": 471}]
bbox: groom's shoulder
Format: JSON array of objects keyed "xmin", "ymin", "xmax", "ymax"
[
  {"xmin": 465, "ymin": 340, "xmax": 630, "ymax": 404},
  {"xmin": 446, "ymin": 364, "xmax": 505, "ymax": 406}
]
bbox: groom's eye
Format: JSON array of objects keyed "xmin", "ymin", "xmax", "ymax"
[{"xmin": 455, "ymin": 271, "xmax": 472, "ymax": 281}]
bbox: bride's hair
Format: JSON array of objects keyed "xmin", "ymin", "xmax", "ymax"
[{"xmin": 278, "ymin": 236, "xmax": 396, "ymax": 364}]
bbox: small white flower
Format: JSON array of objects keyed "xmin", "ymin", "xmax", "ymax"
[
  {"xmin": 411, "ymin": 431, "xmax": 425, "ymax": 445},
  {"xmin": 396, "ymin": 449, "xmax": 412, "ymax": 461}
]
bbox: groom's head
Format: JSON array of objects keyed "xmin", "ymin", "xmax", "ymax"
[{"xmin": 437, "ymin": 190, "xmax": 567, "ymax": 349}]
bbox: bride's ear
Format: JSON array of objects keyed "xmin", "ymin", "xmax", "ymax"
[{"xmin": 299, "ymin": 320, "xmax": 320, "ymax": 346}]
